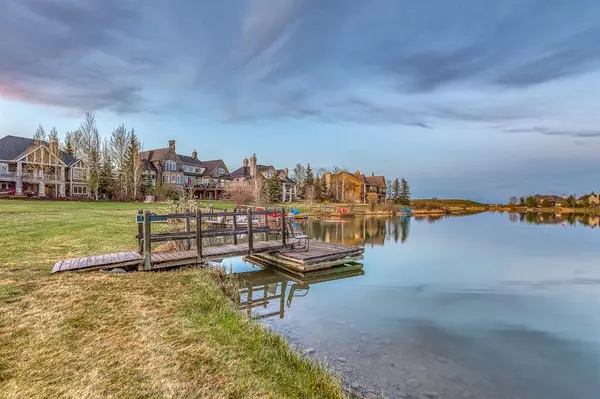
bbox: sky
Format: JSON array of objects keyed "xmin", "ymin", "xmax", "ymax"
[{"xmin": 1, "ymin": 0, "xmax": 600, "ymax": 202}]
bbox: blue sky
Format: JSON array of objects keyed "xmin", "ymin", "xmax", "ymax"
[{"xmin": 1, "ymin": 0, "xmax": 600, "ymax": 202}]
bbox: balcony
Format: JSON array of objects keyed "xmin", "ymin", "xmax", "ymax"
[{"xmin": 191, "ymin": 181, "xmax": 229, "ymax": 189}]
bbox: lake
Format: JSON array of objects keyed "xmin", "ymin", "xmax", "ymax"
[{"xmin": 228, "ymin": 212, "xmax": 600, "ymax": 399}]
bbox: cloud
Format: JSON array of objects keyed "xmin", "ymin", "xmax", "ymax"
[
  {"xmin": 505, "ymin": 127, "xmax": 600, "ymax": 138},
  {"xmin": 1, "ymin": 0, "xmax": 600, "ymax": 130}
]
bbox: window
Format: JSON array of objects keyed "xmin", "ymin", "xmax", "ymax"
[
  {"xmin": 165, "ymin": 160, "xmax": 177, "ymax": 171},
  {"xmin": 0, "ymin": 163, "xmax": 7, "ymax": 175},
  {"xmin": 217, "ymin": 167, "xmax": 225, "ymax": 175},
  {"xmin": 73, "ymin": 169, "xmax": 85, "ymax": 180},
  {"xmin": 73, "ymin": 186, "xmax": 87, "ymax": 195},
  {"xmin": 176, "ymin": 174, "xmax": 182, "ymax": 184},
  {"xmin": 267, "ymin": 171, "xmax": 273, "ymax": 178},
  {"xmin": 163, "ymin": 174, "xmax": 169, "ymax": 184}
]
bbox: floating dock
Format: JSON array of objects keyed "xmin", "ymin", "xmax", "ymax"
[{"xmin": 246, "ymin": 241, "xmax": 364, "ymax": 277}]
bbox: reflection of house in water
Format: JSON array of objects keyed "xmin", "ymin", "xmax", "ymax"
[
  {"xmin": 304, "ymin": 217, "xmax": 411, "ymax": 246},
  {"xmin": 514, "ymin": 212, "xmax": 600, "ymax": 228},
  {"xmin": 237, "ymin": 262, "xmax": 364, "ymax": 320}
]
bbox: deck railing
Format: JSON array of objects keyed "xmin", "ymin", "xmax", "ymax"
[{"xmin": 138, "ymin": 208, "xmax": 288, "ymax": 271}]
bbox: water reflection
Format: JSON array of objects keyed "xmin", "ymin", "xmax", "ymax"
[
  {"xmin": 236, "ymin": 262, "xmax": 364, "ymax": 320},
  {"xmin": 303, "ymin": 216, "xmax": 413, "ymax": 246},
  {"xmin": 508, "ymin": 211, "xmax": 600, "ymax": 228}
]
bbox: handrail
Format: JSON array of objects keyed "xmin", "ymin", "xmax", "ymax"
[{"xmin": 139, "ymin": 207, "xmax": 288, "ymax": 270}]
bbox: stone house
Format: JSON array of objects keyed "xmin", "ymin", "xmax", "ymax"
[{"xmin": 230, "ymin": 154, "xmax": 297, "ymax": 202}]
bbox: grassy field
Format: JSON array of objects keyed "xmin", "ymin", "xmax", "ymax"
[{"xmin": 0, "ymin": 200, "xmax": 344, "ymax": 398}]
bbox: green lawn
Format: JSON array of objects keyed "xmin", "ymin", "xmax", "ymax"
[{"xmin": 0, "ymin": 199, "xmax": 344, "ymax": 398}]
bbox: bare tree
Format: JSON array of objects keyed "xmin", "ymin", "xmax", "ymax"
[
  {"xmin": 77, "ymin": 112, "xmax": 101, "ymax": 200},
  {"xmin": 304, "ymin": 184, "xmax": 316, "ymax": 210},
  {"xmin": 109, "ymin": 124, "xmax": 130, "ymax": 199},
  {"xmin": 226, "ymin": 180, "xmax": 255, "ymax": 205},
  {"xmin": 33, "ymin": 124, "xmax": 46, "ymax": 141}
]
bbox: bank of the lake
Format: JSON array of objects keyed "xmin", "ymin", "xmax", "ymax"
[{"xmin": 0, "ymin": 200, "xmax": 344, "ymax": 398}]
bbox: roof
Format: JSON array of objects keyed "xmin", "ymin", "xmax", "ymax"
[
  {"xmin": 178, "ymin": 154, "xmax": 203, "ymax": 166},
  {"xmin": 200, "ymin": 159, "xmax": 228, "ymax": 177},
  {"xmin": 139, "ymin": 148, "xmax": 170, "ymax": 163},
  {"xmin": 365, "ymin": 175, "xmax": 386, "ymax": 188},
  {"xmin": 257, "ymin": 164, "xmax": 275, "ymax": 172},
  {"xmin": 533, "ymin": 194, "xmax": 564, "ymax": 201},
  {"xmin": 0, "ymin": 135, "xmax": 77, "ymax": 165},
  {"xmin": 230, "ymin": 166, "xmax": 251, "ymax": 178}
]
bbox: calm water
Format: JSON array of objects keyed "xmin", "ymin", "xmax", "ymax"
[{"xmin": 226, "ymin": 212, "xmax": 600, "ymax": 399}]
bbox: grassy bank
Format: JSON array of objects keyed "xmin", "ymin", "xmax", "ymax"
[{"xmin": 0, "ymin": 200, "xmax": 344, "ymax": 398}]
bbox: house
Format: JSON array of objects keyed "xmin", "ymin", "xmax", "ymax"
[
  {"xmin": 230, "ymin": 154, "xmax": 297, "ymax": 202},
  {"xmin": 140, "ymin": 140, "xmax": 231, "ymax": 199},
  {"xmin": 533, "ymin": 194, "xmax": 565, "ymax": 207},
  {"xmin": 577, "ymin": 193, "xmax": 600, "ymax": 206},
  {"xmin": 324, "ymin": 170, "xmax": 387, "ymax": 204},
  {"xmin": 0, "ymin": 135, "xmax": 88, "ymax": 197}
]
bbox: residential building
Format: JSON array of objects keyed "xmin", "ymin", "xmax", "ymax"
[
  {"xmin": 0, "ymin": 135, "xmax": 88, "ymax": 197},
  {"xmin": 325, "ymin": 170, "xmax": 387, "ymax": 204},
  {"xmin": 577, "ymin": 193, "xmax": 600, "ymax": 206},
  {"xmin": 532, "ymin": 194, "xmax": 565, "ymax": 207},
  {"xmin": 230, "ymin": 154, "xmax": 297, "ymax": 202},
  {"xmin": 140, "ymin": 140, "xmax": 231, "ymax": 199}
]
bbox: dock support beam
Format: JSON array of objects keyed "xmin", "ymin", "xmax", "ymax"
[
  {"xmin": 143, "ymin": 211, "xmax": 152, "ymax": 271},
  {"xmin": 137, "ymin": 209, "xmax": 144, "ymax": 253}
]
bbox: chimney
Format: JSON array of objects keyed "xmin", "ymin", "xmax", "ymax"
[
  {"xmin": 249, "ymin": 154, "xmax": 257, "ymax": 178},
  {"xmin": 243, "ymin": 158, "xmax": 249, "ymax": 168},
  {"xmin": 355, "ymin": 170, "xmax": 361, "ymax": 176},
  {"xmin": 372, "ymin": 172, "xmax": 375, "ymax": 177},
  {"xmin": 192, "ymin": 149, "xmax": 197, "ymax": 160},
  {"xmin": 168, "ymin": 140, "xmax": 176, "ymax": 151}
]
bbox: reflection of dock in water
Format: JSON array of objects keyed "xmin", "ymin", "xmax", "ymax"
[{"xmin": 237, "ymin": 262, "xmax": 364, "ymax": 320}]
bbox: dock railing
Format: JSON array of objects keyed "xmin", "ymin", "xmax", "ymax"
[{"xmin": 138, "ymin": 207, "xmax": 288, "ymax": 271}]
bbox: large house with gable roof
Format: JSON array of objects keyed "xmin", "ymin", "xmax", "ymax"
[
  {"xmin": 230, "ymin": 154, "xmax": 297, "ymax": 202},
  {"xmin": 140, "ymin": 140, "xmax": 231, "ymax": 200},
  {"xmin": 0, "ymin": 135, "xmax": 88, "ymax": 197},
  {"xmin": 324, "ymin": 170, "xmax": 387, "ymax": 204}
]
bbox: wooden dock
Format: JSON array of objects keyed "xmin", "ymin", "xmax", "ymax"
[
  {"xmin": 51, "ymin": 208, "xmax": 364, "ymax": 275},
  {"xmin": 247, "ymin": 241, "xmax": 364, "ymax": 277}
]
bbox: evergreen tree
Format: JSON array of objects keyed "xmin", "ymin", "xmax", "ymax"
[
  {"xmin": 34, "ymin": 124, "xmax": 46, "ymax": 141},
  {"xmin": 314, "ymin": 174, "xmax": 324, "ymax": 201},
  {"xmin": 386, "ymin": 179, "xmax": 392, "ymax": 199},
  {"xmin": 264, "ymin": 176, "xmax": 283, "ymax": 203},
  {"xmin": 305, "ymin": 163, "xmax": 314, "ymax": 186},
  {"xmin": 391, "ymin": 178, "xmax": 401, "ymax": 204},
  {"xmin": 399, "ymin": 178, "xmax": 411, "ymax": 206},
  {"xmin": 99, "ymin": 146, "xmax": 114, "ymax": 197},
  {"xmin": 519, "ymin": 196, "xmax": 526, "ymax": 206},
  {"xmin": 64, "ymin": 139, "xmax": 73, "ymax": 155}
]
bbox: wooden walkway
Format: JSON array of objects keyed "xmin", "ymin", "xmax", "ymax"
[{"xmin": 51, "ymin": 242, "xmax": 285, "ymax": 274}]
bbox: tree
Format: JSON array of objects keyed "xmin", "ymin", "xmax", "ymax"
[
  {"xmin": 525, "ymin": 196, "xmax": 537, "ymax": 208},
  {"xmin": 99, "ymin": 140, "xmax": 115, "ymax": 197},
  {"xmin": 386, "ymin": 179, "xmax": 392, "ymax": 199},
  {"xmin": 314, "ymin": 174, "xmax": 325, "ymax": 202},
  {"xmin": 226, "ymin": 180, "xmax": 255, "ymax": 205},
  {"xmin": 391, "ymin": 178, "xmax": 401, "ymax": 204},
  {"xmin": 264, "ymin": 176, "xmax": 283, "ymax": 203},
  {"xmin": 77, "ymin": 112, "xmax": 101, "ymax": 200},
  {"xmin": 123, "ymin": 129, "xmax": 143, "ymax": 201},
  {"xmin": 292, "ymin": 163, "xmax": 306, "ymax": 187},
  {"xmin": 34, "ymin": 124, "xmax": 46, "ymax": 141},
  {"xmin": 519, "ymin": 197, "xmax": 526, "ymax": 206},
  {"xmin": 564, "ymin": 194, "xmax": 577, "ymax": 208},
  {"xmin": 64, "ymin": 130, "xmax": 83, "ymax": 158},
  {"xmin": 508, "ymin": 196, "xmax": 518, "ymax": 205},
  {"xmin": 109, "ymin": 124, "xmax": 131, "ymax": 199},
  {"xmin": 399, "ymin": 178, "xmax": 411, "ymax": 206}
]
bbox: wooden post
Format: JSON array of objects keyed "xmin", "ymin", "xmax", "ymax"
[
  {"xmin": 265, "ymin": 210, "xmax": 269, "ymax": 241},
  {"xmin": 196, "ymin": 210, "xmax": 202, "ymax": 264},
  {"xmin": 233, "ymin": 207, "xmax": 238, "ymax": 245},
  {"xmin": 185, "ymin": 209, "xmax": 191, "ymax": 250},
  {"xmin": 279, "ymin": 280, "xmax": 287, "ymax": 319},
  {"xmin": 247, "ymin": 208, "xmax": 254, "ymax": 254},
  {"xmin": 280, "ymin": 207, "xmax": 287, "ymax": 247},
  {"xmin": 143, "ymin": 211, "xmax": 152, "ymax": 271},
  {"xmin": 247, "ymin": 284, "xmax": 253, "ymax": 318},
  {"xmin": 137, "ymin": 209, "xmax": 144, "ymax": 254}
]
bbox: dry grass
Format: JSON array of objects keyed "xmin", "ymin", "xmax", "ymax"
[{"xmin": 0, "ymin": 200, "xmax": 344, "ymax": 398}]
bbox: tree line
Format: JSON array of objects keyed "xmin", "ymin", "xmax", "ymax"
[{"xmin": 32, "ymin": 112, "xmax": 146, "ymax": 201}]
